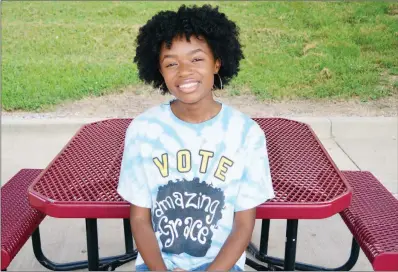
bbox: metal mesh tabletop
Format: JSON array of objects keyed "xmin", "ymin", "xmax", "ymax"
[{"xmin": 28, "ymin": 118, "xmax": 351, "ymax": 219}]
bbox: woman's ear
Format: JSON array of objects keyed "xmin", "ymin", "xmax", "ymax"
[{"xmin": 214, "ymin": 59, "xmax": 221, "ymax": 74}]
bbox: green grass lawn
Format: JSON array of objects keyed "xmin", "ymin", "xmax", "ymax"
[{"xmin": 2, "ymin": 1, "xmax": 398, "ymax": 111}]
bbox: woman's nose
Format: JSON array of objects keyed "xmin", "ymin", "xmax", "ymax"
[{"xmin": 178, "ymin": 61, "xmax": 193, "ymax": 77}]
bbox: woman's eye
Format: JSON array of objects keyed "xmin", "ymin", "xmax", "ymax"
[
  {"xmin": 166, "ymin": 63, "xmax": 177, "ymax": 68},
  {"xmin": 193, "ymin": 58, "xmax": 203, "ymax": 62}
]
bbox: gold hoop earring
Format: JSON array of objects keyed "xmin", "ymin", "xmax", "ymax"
[
  {"xmin": 158, "ymin": 82, "xmax": 166, "ymax": 94},
  {"xmin": 217, "ymin": 73, "xmax": 223, "ymax": 90},
  {"xmin": 213, "ymin": 74, "xmax": 223, "ymax": 90}
]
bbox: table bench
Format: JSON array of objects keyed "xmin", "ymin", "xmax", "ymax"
[
  {"xmin": 1, "ymin": 168, "xmax": 136, "ymax": 271},
  {"xmin": 340, "ymin": 171, "xmax": 398, "ymax": 271},
  {"xmin": 1, "ymin": 169, "xmax": 45, "ymax": 271}
]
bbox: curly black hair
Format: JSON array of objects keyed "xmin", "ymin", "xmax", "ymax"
[{"xmin": 133, "ymin": 4, "xmax": 244, "ymax": 94}]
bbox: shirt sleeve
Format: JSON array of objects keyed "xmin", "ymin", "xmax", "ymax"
[
  {"xmin": 117, "ymin": 120, "xmax": 152, "ymax": 208},
  {"xmin": 235, "ymin": 123, "xmax": 275, "ymax": 212}
]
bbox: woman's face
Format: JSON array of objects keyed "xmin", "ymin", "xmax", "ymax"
[{"xmin": 159, "ymin": 35, "xmax": 221, "ymax": 105}]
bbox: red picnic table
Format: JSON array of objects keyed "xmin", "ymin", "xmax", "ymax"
[{"xmin": 28, "ymin": 118, "xmax": 353, "ymax": 271}]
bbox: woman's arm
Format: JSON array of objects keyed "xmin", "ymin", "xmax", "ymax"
[
  {"xmin": 206, "ymin": 208, "xmax": 256, "ymax": 271},
  {"xmin": 130, "ymin": 205, "xmax": 168, "ymax": 271}
]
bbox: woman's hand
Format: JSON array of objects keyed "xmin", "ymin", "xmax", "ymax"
[
  {"xmin": 130, "ymin": 205, "xmax": 168, "ymax": 271},
  {"xmin": 206, "ymin": 208, "xmax": 256, "ymax": 271}
]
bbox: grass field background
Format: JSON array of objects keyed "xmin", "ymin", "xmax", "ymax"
[{"xmin": 2, "ymin": 1, "xmax": 398, "ymax": 111}]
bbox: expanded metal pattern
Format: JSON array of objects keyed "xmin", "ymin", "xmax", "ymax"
[
  {"xmin": 1, "ymin": 169, "xmax": 45, "ymax": 270},
  {"xmin": 340, "ymin": 171, "xmax": 398, "ymax": 270},
  {"xmin": 32, "ymin": 119, "xmax": 131, "ymax": 203},
  {"xmin": 31, "ymin": 118, "xmax": 349, "ymax": 204},
  {"xmin": 254, "ymin": 118, "xmax": 348, "ymax": 203}
]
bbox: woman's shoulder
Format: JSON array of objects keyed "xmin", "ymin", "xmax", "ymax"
[
  {"xmin": 125, "ymin": 102, "xmax": 170, "ymax": 132},
  {"xmin": 223, "ymin": 103, "xmax": 259, "ymax": 125},
  {"xmin": 222, "ymin": 103, "xmax": 265, "ymax": 136},
  {"xmin": 133, "ymin": 102, "xmax": 170, "ymax": 121}
]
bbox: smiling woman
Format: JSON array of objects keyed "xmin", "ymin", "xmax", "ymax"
[{"xmin": 117, "ymin": 4, "xmax": 275, "ymax": 272}]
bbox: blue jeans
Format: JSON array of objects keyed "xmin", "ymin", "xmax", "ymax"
[{"xmin": 136, "ymin": 262, "xmax": 243, "ymax": 271}]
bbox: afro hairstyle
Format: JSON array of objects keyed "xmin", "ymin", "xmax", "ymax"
[{"xmin": 133, "ymin": 4, "xmax": 244, "ymax": 94}]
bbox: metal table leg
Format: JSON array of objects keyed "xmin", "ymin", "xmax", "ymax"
[
  {"xmin": 284, "ymin": 219, "xmax": 298, "ymax": 271},
  {"xmin": 246, "ymin": 219, "xmax": 360, "ymax": 271},
  {"xmin": 32, "ymin": 219, "xmax": 137, "ymax": 271},
  {"xmin": 123, "ymin": 218, "xmax": 134, "ymax": 254},
  {"xmin": 246, "ymin": 219, "xmax": 299, "ymax": 271},
  {"xmin": 245, "ymin": 219, "xmax": 277, "ymax": 271},
  {"xmin": 86, "ymin": 219, "xmax": 99, "ymax": 271},
  {"xmin": 260, "ymin": 219, "xmax": 271, "ymax": 256}
]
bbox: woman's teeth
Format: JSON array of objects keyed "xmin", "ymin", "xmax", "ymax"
[{"xmin": 179, "ymin": 82, "xmax": 198, "ymax": 89}]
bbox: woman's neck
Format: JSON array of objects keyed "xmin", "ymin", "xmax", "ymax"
[{"xmin": 171, "ymin": 95, "xmax": 222, "ymax": 124}]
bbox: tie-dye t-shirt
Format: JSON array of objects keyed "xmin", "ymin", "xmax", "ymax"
[{"xmin": 117, "ymin": 100, "xmax": 275, "ymax": 271}]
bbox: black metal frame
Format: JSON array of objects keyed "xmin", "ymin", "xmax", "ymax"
[
  {"xmin": 31, "ymin": 217, "xmax": 359, "ymax": 271},
  {"xmin": 245, "ymin": 219, "xmax": 360, "ymax": 271},
  {"xmin": 32, "ymin": 219, "xmax": 137, "ymax": 271}
]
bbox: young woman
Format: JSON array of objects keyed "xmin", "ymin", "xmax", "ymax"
[{"xmin": 117, "ymin": 4, "xmax": 275, "ymax": 271}]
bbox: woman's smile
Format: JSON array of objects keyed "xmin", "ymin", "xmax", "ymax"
[{"xmin": 177, "ymin": 81, "xmax": 201, "ymax": 93}]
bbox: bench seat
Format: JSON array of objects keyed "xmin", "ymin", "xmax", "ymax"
[
  {"xmin": 340, "ymin": 171, "xmax": 398, "ymax": 271},
  {"xmin": 1, "ymin": 169, "xmax": 45, "ymax": 270}
]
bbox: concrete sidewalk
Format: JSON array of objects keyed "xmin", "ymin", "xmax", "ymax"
[{"xmin": 1, "ymin": 117, "xmax": 397, "ymax": 271}]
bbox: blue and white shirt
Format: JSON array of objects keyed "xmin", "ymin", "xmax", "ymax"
[{"xmin": 117, "ymin": 100, "xmax": 275, "ymax": 271}]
